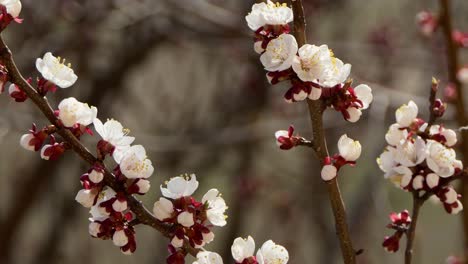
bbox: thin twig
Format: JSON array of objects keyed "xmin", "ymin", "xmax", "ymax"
[
  {"xmin": 289, "ymin": 1, "xmax": 356, "ymax": 263},
  {"xmin": 404, "ymin": 195, "xmax": 423, "ymax": 264},
  {"xmin": 0, "ymin": 35, "xmax": 199, "ymax": 257}
]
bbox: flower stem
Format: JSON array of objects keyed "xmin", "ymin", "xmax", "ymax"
[
  {"xmin": 289, "ymin": 1, "xmax": 356, "ymax": 263},
  {"xmin": 405, "ymin": 196, "xmax": 424, "ymax": 264}
]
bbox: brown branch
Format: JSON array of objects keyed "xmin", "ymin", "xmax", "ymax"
[
  {"xmin": 404, "ymin": 196, "xmax": 423, "ymax": 264},
  {"xmin": 437, "ymin": 0, "xmax": 468, "ymax": 258},
  {"xmin": 0, "ymin": 35, "xmax": 199, "ymax": 257},
  {"xmin": 289, "ymin": 1, "xmax": 356, "ymax": 263}
]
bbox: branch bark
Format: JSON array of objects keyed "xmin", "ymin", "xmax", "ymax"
[
  {"xmin": 289, "ymin": 1, "xmax": 356, "ymax": 263},
  {"xmin": 404, "ymin": 196, "xmax": 423, "ymax": 264},
  {"xmin": 0, "ymin": 35, "xmax": 199, "ymax": 257}
]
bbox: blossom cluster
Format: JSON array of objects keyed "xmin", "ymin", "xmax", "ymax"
[
  {"xmin": 245, "ymin": 0, "xmax": 373, "ymax": 123},
  {"xmin": 377, "ymin": 100, "xmax": 463, "ymax": 214}
]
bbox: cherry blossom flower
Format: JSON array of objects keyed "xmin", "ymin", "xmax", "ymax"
[
  {"xmin": 177, "ymin": 211, "xmax": 195, "ymax": 228},
  {"xmin": 395, "ymin": 101, "xmax": 418, "ymax": 127},
  {"xmin": 36, "ymin": 52, "xmax": 78, "ymax": 88},
  {"xmin": 393, "ymin": 137, "xmax": 426, "ymax": 167},
  {"xmin": 117, "ymin": 145, "xmax": 154, "ymax": 179},
  {"xmin": 260, "ymin": 34, "xmax": 297, "ymax": 72},
  {"xmin": 245, "ymin": 0, "xmax": 293, "ymax": 31},
  {"xmin": 0, "ymin": 0, "xmax": 21, "ymax": 17},
  {"xmin": 193, "ymin": 251, "xmax": 224, "ymax": 264},
  {"xmin": 231, "ymin": 236, "xmax": 256, "ymax": 263},
  {"xmin": 58, "ymin": 97, "xmax": 97, "ymax": 127},
  {"xmin": 202, "ymin": 189, "xmax": 228, "ymax": 227},
  {"xmin": 429, "ymin": 125, "xmax": 457, "ymax": 147},
  {"xmin": 93, "ymin": 118, "xmax": 135, "ymax": 161},
  {"xmin": 40, "ymin": 142, "xmax": 66, "ymax": 161},
  {"xmin": 320, "ymin": 57, "xmax": 352, "ymax": 88},
  {"xmin": 338, "ymin": 134, "xmax": 361, "ymax": 162},
  {"xmin": 275, "ymin": 125, "xmax": 301, "ymax": 150},
  {"xmin": 256, "ymin": 240, "xmax": 289, "ymax": 264},
  {"xmin": 321, "ymin": 164, "xmax": 337, "ymax": 181},
  {"xmin": 20, "ymin": 133, "xmax": 36, "ymax": 151},
  {"xmin": 385, "ymin": 124, "xmax": 409, "ymax": 146},
  {"xmin": 160, "ymin": 174, "xmax": 199, "ymax": 199},
  {"xmin": 75, "ymin": 189, "xmax": 98, "ymax": 208},
  {"xmin": 426, "ymin": 140, "xmax": 459, "ymax": 177},
  {"xmin": 292, "ymin": 44, "xmax": 331, "ymax": 83},
  {"xmin": 8, "ymin": 83, "xmax": 27, "ymax": 102}
]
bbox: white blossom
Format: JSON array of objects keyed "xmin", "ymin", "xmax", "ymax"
[
  {"xmin": 260, "ymin": 34, "xmax": 297, "ymax": 72},
  {"xmin": 0, "ymin": 0, "xmax": 21, "ymax": 17},
  {"xmin": 193, "ymin": 251, "xmax": 224, "ymax": 264},
  {"xmin": 377, "ymin": 149, "xmax": 398, "ymax": 179},
  {"xmin": 254, "ymin": 41, "xmax": 265, "ymax": 54},
  {"xmin": 88, "ymin": 222, "xmax": 101, "ymax": 237},
  {"xmin": 292, "ymin": 44, "xmax": 331, "ymax": 83},
  {"xmin": 93, "ymin": 118, "xmax": 135, "ymax": 162},
  {"xmin": 112, "ymin": 199, "xmax": 127, "ymax": 212},
  {"xmin": 171, "ymin": 236, "xmax": 184, "ymax": 248},
  {"xmin": 89, "ymin": 169, "xmax": 104, "ymax": 184},
  {"xmin": 426, "ymin": 140, "xmax": 458, "ymax": 177},
  {"xmin": 256, "ymin": 240, "xmax": 289, "ymax": 264},
  {"xmin": 58, "ymin": 97, "xmax": 97, "ymax": 127},
  {"xmin": 309, "ymin": 87, "xmax": 322, "ymax": 100},
  {"xmin": 396, "ymin": 101, "xmax": 418, "ymax": 127},
  {"xmin": 202, "ymin": 189, "xmax": 228, "ymax": 227},
  {"xmin": 160, "ymin": 174, "xmax": 199, "ymax": 199},
  {"xmin": 231, "ymin": 236, "xmax": 255, "ymax": 263},
  {"xmin": 385, "ymin": 124, "xmax": 408, "ymax": 146},
  {"xmin": 75, "ymin": 189, "xmax": 97, "ymax": 208},
  {"xmin": 203, "ymin": 232, "xmax": 215, "ymax": 244},
  {"xmin": 345, "ymin": 107, "xmax": 362, "ymax": 123},
  {"xmin": 354, "ymin": 84, "xmax": 373, "ymax": 109},
  {"xmin": 395, "ymin": 166, "xmax": 413, "ymax": 188},
  {"xmin": 319, "ymin": 57, "xmax": 352, "ymax": 87},
  {"xmin": 118, "ymin": 145, "xmax": 154, "ymax": 179},
  {"xmin": 112, "ymin": 230, "xmax": 128, "ymax": 247},
  {"xmin": 36, "ymin": 52, "xmax": 78, "ymax": 88},
  {"xmin": 177, "ymin": 211, "xmax": 194, "ymax": 228},
  {"xmin": 426, "ymin": 173, "xmax": 440, "ymax": 189},
  {"xmin": 393, "ymin": 137, "xmax": 426, "ymax": 167},
  {"xmin": 90, "ymin": 188, "xmax": 116, "ymax": 221},
  {"xmin": 429, "ymin": 125, "xmax": 457, "ymax": 147},
  {"xmin": 337, "ymin": 134, "xmax": 361, "ymax": 161},
  {"xmin": 412, "ymin": 175, "xmax": 424, "ymax": 190},
  {"xmin": 19, "ymin": 133, "xmax": 35, "ymax": 151},
  {"xmin": 451, "ymin": 201, "xmax": 463, "ymax": 214},
  {"xmin": 135, "ymin": 179, "xmax": 151, "ymax": 194},
  {"xmin": 321, "ymin": 164, "xmax": 337, "ymax": 181},
  {"xmin": 153, "ymin": 197, "xmax": 174, "ymax": 221},
  {"xmin": 245, "ymin": 1, "xmax": 293, "ymax": 31},
  {"xmin": 445, "ymin": 187, "xmax": 458, "ymax": 204}
]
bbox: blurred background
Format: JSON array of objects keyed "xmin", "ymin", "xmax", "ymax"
[{"xmin": 0, "ymin": 0, "xmax": 468, "ymax": 263}]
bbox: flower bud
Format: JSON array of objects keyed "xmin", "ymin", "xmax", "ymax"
[
  {"xmin": 338, "ymin": 134, "xmax": 361, "ymax": 162},
  {"xmin": 321, "ymin": 164, "xmax": 337, "ymax": 181},
  {"xmin": 153, "ymin": 197, "xmax": 174, "ymax": 221},
  {"xmin": 177, "ymin": 211, "xmax": 194, "ymax": 228},
  {"xmin": 75, "ymin": 189, "xmax": 97, "ymax": 208},
  {"xmin": 112, "ymin": 229, "xmax": 129, "ymax": 247},
  {"xmin": 20, "ymin": 134, "xmax": 35, "ymax": 151},
  {"xmin": 171, "ymin": 236, "xmax": 184, "ymax": 248}
]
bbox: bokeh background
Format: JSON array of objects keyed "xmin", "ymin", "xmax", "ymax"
[{"xmin": 1, "ymin": 0, "xmax": 468, "ymax": 263}]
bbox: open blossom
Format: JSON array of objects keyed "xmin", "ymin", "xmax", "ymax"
[
  {"xmin": 231, "ymin": 236, "xmax": 256, "ymax": 263},
  {"xmin": 160, "ymin": 174, "xmax": 199, "ymax": 199},
  {"xmin": 245, "ymin": 0, "xmax": 293, "ymax": 31},
  {"xmin": 94, "ymin": 118, "xmax": 135, "ymax": 162},
  {"xmin": 345, "ymin": 84, "xmax": 373, "ymax": 122},
  {"xmin": 292, "ymin": 44, "xmax": 331, "ymax": 83},
  {"xmin": 426, "ymin": 140, "xmax": 459, "ymax": 177},
  {"xmin": 395, "ymin": 101, "xmax": 418, "ymax": 127},
  {"xmin": 36, "ymin": 52, "xmax": 78, "ymax": 88},
  {"xmin": 193, "ymin": 251, "xmax": 224, "ymax": 264},
  {"xmin": 393, "ymin": 137, "xmax": 426, "ymax": 167},
  {"xmin": 260, "ymin": 34, "xmax": 297, "ymax": 72},
  {"xmin": 202, "ymin": 189, "xmax": 228, "ymax": 227},
  {"xmin": 385, "ymin": 124, "xmax": 409, "ymax": 146},
  {"xmin": 117, "ymin": 145, "xmax": 154, "ymax": 179},
  {"xmin": 338, "ymin": 134, "xmax": 361, "ymax": 162},
  {"xmin": 0, "ymin": 0, "xmax": 21, "ymax": 17},
  {"xmin": 58, "ymin": 97, "xmax": 97, "ymax": 127},
  {"xmin": 75, "ymin": 189, "xmax": 98, "ymax": 208},
  {"xmin": 256, "ymin": 240, "xmax": 289, "ymax": 264},
  {"xmin": 320, "ymin": 57, "xmax": 352, "ymax": 88}
]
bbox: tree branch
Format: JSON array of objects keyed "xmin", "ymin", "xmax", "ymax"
[
  {"xmin": 289, "ymin": 1, "xmax": 356, "ymax": 263},
  {"xmin": 0, "ymin": 35, "xmax": 199, "ymax": 257},
  {"xmin": 404, "ymin": 196, "xmax": 423, "ymax": 264}
]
